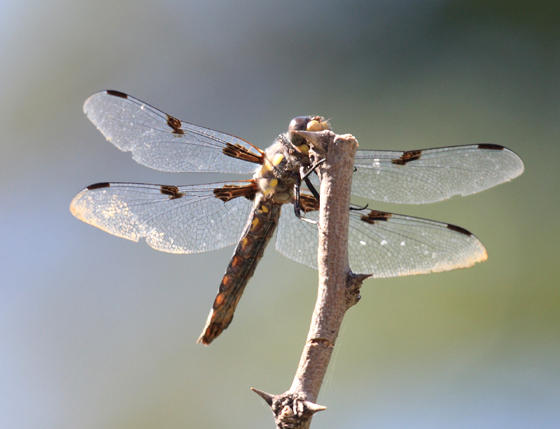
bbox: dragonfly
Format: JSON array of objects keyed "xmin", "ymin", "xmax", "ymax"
[{"xmin": 70, "ymin": 90, "xmax": 524, "ymax": 345}]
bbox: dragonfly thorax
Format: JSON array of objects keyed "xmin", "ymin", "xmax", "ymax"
[{"xmin": 254, "ymin": 135, "xmax": 311, "ymax": 204}]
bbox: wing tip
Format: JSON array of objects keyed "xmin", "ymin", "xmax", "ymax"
[
  {"xmin": 503, "ymin": 145, "xmax": 525, "ymax": 177},
  {"xmin": 365, "ymin": 238, "xmax": 488, "ymax": 278},
  {"xmin": 491, "ymin": 145, "xmax": 525, "ymax": 181},
  {"xmin": 70, "ymin": 183, "xmax": 112, "ymax": 218},
  {"xmin": 83, "ymin": 89, "xmax": 129, "ymax": 115},
  {"xmin": 433, "ymin": 229, "xmax": 488, "ymax": 272},
  {"xmin": 69, "ymin": 189, "xmax": 89, "ymax": 221},
  {"xmin": 459, "ymin": 145, "xmax": 525, "ymax": 195},
  {"xmin": 83, "ymin": 90, "xmax": 105, "ymax": 114},
  {"xmin": 429, "ymin": 241, "xmax": 488, "ymax": 274}
]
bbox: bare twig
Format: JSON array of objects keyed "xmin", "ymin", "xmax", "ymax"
[{"xmin": 253, "ymin": 131, "xmax": 370, "ymax": 428}]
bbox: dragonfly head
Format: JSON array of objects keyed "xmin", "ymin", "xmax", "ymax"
[{"xmin": 288, "ymin": 115, "xmax": 330, "ymax": 154}]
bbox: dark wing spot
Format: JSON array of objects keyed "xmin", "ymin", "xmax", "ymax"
[
  {"xmin": 87, "ymin": 182, "xmax": 111, "ymax": 190},
  {"xmin": 222, "ymin": 143, "xmax": 263, "ymax": 164},
  {"xmin": 447, "ymin": 223, "xmax": 472, "ymax": 236},
  {"xmin": 392, "ymin": 149, "xmax": 422, "ymax": 165},
  {"xmin": 166, "ymin": 114, "xmax": 184, "ymax": 135},
  {"xmin": 478, "ymin": 143, "xmax": 504, "ymax": 150},
  {"xmin": 160, "ymin": 185, "xmax": 184, "ymax": 200},
  {"xmin": 361, "ymin": 209, "xmax": 392, "ymax": 224},
  {"xmin": 213, "ymin": 182, "xmax": 257, "ymax": 202},
  {"xmin": 300, "ymin": 194, "xmax": 320, "ymax": 212},
  {"xmin": 106, "ymin": 90, "xmax": 128, "ymax": 99}
]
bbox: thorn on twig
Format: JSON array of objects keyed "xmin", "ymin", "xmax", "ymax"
[
  {"xmin": 350, "ymin": 272, "xmax": 372, "ymax": 284},
  {"xmin": 302, "ymin": 401, "xmax": 327, "ymax": 414},
  {"xmin": 251, "ymin": 387, "xmax": 274, "ymax": 406},
  {"xmin": 251, "ymin": 389, "xmax": 327, "ymax": 428},
  {"xmin": 345, "ymin": 272, "xmax": 371, "ymax": 308}
]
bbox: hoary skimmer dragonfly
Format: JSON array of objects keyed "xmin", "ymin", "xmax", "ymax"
[{"xmin": 70, "ymin": 90, "xmax": 524, "ymax": 345}]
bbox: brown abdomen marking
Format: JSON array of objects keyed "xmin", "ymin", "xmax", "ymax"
[{"xmin": 197, "ymin": 194, "xmax": 282, "ymax": 345}]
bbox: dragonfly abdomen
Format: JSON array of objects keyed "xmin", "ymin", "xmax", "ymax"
[{"xmin": 198, "ymin": 194, "xmax": 282, "ymax": 345}]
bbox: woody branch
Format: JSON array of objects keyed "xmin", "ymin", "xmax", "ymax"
[{"xmin": 252, "ymin": 131, "xmax": 369, "ymax": 428}]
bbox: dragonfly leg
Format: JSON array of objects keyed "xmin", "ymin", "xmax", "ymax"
[
  {"xmin": 293, "ymin": 175, "xmax": 304, "ymax": 219},
  {"xmin": 300, "ymin": 160, "xmax": 323, "ymax": 201},
  {"xmin": 293, "ymin": 173, "xmax": 318, "ymax": 224},
  {"xmin": 294, "ymin": 163, "xmax": 316, "ymax": 219},
  {"xmin": 301, "ymin": 158, "xmax": 326, "ymax": 181},
  {"xmin": 349, "ymin": 203, "xmax": 369, "ymax": 211},
  {"xmin": 300, "ymin": 161, "xmax": 366, "ymax": 214},
  {"xmin": 304, "ymin": 176, "xmax": 320, "ymax": 201}
]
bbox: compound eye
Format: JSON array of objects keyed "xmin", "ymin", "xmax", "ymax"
[{"xmin": 288, "ymin": 116, "xmax": 311, "ymax": 132}]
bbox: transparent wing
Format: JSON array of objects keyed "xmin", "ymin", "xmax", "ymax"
[
  {"xmin": 275, "ymin": 205, "xmax": 487, "ymax": 277},
  {"xmin": 275, "ymin": 205, "xmax": 319, "ymax": 270},
  {"xmin": 350, "ymin": 144, "xmax": 524, "ymax": 203},
  {"xmin": 70, "ymin": 181, "xmax": 253, "ymax": 254},
  {"xmin": 297, "ymin": 145, "xmax": 526, "ymax": 204},
  {"xmin": 83, "ymin": 90, "xmax": 261, "ymax": 174},
  {"xmin": 346, "ymin": 210, "xmax": 487, "ymax": 276}
]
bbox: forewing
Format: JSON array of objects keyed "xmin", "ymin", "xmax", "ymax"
[
  {"xmin": 70, "ymin": 182, "xmax": 253, "ymax": 254},
  {"xmin": 83, "ymin": 90, "xmax": 260, "ymax": 174},
  {"xmin": 275, "ymin": 205, "xmax": 487, "ymax": 277},
  {"xmin": 351, "ymin": 144, "xmax": 524, "ymax": 203}
]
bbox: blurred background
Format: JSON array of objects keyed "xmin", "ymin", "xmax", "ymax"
[{"xmin": 1, "ymin": 1, "xmax": 558, "ymax": 428}]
